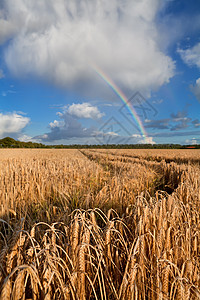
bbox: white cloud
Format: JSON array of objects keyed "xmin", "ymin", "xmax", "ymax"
[
  {"xmin": 191, "ymin": 78, "xmax": 200, "ymax": 102},
  {"xmin": 49, "ymin": 120, "xmax": 65, "ymax": 129},
  {"xmin": 192, "ymin": 119, "xmax": 200, "ymax": 128},
  {"xmin": 178, "ymin": 42, "xmax": 200, "ymax": 103},
  {"xmin": 145, "ymin": 136, "xmax": 156, "ymax": 144},
  {"xmin": 106, "ymin": 132, "xmax": 119, "ymax": 137},
  {"xmin": 191, "ymin": 138, "xmax": 197, "ymax": 145},
  {"xmin": 157, "ymin": 8, "xmax": 200, "ymax": 53},
  {"xmin": 18, "ymin": 134, "xmax": 32, "ymax": 142},
  {"xmin": 36, "ymin": 112, "xmax": 94, "ymax": 142},
  {"xmin": 35, "ymin": 103, "xmax": 104, "ymax": 142},
  {"xmin": 67, "ymin": 103, "xmax": 104, "ymax": 119},
  {"xmin": 0, "ymin": 113, "xmax": 30, "ymax": 138},
  {"xmin": 0, "ymin": 19, "xmax": 17, "ymax": 45},
  {"xmin": 2, "ymin": 0, "xmax": 175, "ymax": 96},
  {"xmin": 178, "ymin": 42, "xmax": 200, "ymax": 68},
  {"xmin": 132, "ymin": 134, "xmax": 141, "ymax": 138},
  {"xmin": 18, "ymin": 134, "xmax": 41, "ymax": 143},
  {"xmin": 132, "ymin": 133, "xmax": 155, "ymax": 144},
  {"xmin": 185, "ymin": 138, "xmax": 198, "ymax": 145},
  {"xmin": 94, "ymin": 131, "xmax": 120, "ymax": 137}
]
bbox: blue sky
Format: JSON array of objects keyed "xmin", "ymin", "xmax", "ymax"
[{"xmin": 0, "ymin": 0, "xmax": 200, "ymax": 145}]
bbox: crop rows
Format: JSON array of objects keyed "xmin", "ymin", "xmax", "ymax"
[{"xmin": 0, "ymin": 149, "xmax": 199, "ymax": 299}]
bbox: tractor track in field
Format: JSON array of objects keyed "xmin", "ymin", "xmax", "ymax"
[
  {"xmin": 81, "ymin": 149, "xmax": 200, "ymax": 166},
  {"xmin": 79, "ymin": 149, "xmax": 183, "ymax": 196}
]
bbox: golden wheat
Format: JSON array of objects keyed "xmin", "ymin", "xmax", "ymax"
[{"xmin": 0, "ymin": 148, "xmax": 199, "ymax": 299}]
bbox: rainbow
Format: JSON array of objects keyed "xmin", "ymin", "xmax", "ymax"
[{"xmin": 93, "ymin": 65, "xmax": 149, "ymax": 143}]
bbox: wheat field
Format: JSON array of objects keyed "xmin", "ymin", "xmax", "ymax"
[{"xmin": 0, "ymin": 148, "xmax": 199, "ymax": 299}]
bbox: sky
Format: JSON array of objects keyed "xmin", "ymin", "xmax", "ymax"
[{"xmin": 0, "ymin": 0, "xmax": 200, "ymax": 145}]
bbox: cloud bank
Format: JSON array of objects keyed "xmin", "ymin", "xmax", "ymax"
[
  {"xmin": 0, "ymin": 113, "xmax": 30, "ymax": 138},
  {"xmin": 36, "ymin": 103, "xmax": 104, "ymax": 142},
  {"xmin": 1, "ymin": 0, "xmax": 175, "ymax": 95},
  {"xmin": 144, "ymin": 110, "xmax": 192, "ymax": 132}
]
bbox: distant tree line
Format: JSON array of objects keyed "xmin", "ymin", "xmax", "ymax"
[
  {"xmin": 0, "ymin": 137, "xmax": 199, "ymax": 149},
  {"xmin": 0, "ymin": 137, "xmax": 45, "ymax": 148}
]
